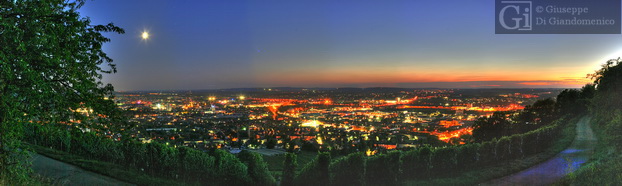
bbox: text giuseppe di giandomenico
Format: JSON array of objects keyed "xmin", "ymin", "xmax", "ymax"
[{"xmin": 495, "ymin": 0, "xmax": 621, "ymax": 34}]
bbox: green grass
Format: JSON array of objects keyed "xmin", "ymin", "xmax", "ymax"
[
  {"xmin": 1, "ymin": 174, "xmax": 51, "ymax": 186},
  {"xmin": 262, "ymin": 150, "xmax": 347, "ymax": 182},
  {"xmin": 262, "ymin": 150, "xmax": 318, "ymax": 172},
  {"xmin": 28, "ymin": 144, "xmax": 185, "ymax": 186},
  {"xmin": 405, "ymin": 117, "xmax": 579, "ymax": 186},
  {"xmin": 555, "ymin": 118, "xmax": 622, "ymax": 185},
  {"xmin": 261, "ymin": 151, "xmax": 318, "ymax": 183}
]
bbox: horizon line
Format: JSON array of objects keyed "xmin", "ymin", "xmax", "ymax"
[{"xmin": 114, "ymin": 86, "xmax": 579, "ymax": 93}]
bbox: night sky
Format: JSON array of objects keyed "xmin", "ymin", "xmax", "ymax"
[{"xmin": 79, "ymin": 0, "xmax": 622, "ymax": 91}]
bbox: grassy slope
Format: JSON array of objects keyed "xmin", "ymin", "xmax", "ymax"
[
  {"xmin": 262, "ymin": 151, "xmax": 318, "ymax": 172},
  {"xmin": 0, "ymin": 174, "xmax": 51, "ymax": 186},
  {"xmin": 405, "ymin": 117, "xmax": 578, "ymax": 186},
  {"xmin": 29, "ymin": 144, "xmax": 185, "ymax": 186},
  {"xmin": 556, "ymin": 119, "xmax": 622, "ymax": 185},
  {"xmin": 262, "ymin": 151, "xmax": 318, "ymax": 180},
  {"xmin": 262, "ymin": 150, "xmax": 347, "ymax": 182},
  {"xmin": 32, "ymin": 144, "xmax": 323, "ymax": 185}
]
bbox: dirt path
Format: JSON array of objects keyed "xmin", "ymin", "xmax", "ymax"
[
  {"xmin": 481, "ymin": 116, "xmax": 596, "ymax": 186},
  {"xmin": 31, "ymin": 154, "xmax": 134, "ymax": 186}
]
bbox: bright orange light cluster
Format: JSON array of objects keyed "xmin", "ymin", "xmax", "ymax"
[
  {"xmin": 378, "ymin": 144, "xmax": 397, "ymax": 149},
  {"xmin": 131, "ymin": 100, "xmax": 152, "ymax": 105},
  {"xmin": 348, "ymin": 125, "xmax": 368, "ymax": 132},
  {"xmin": 399, "ymin": 104, "xmax": 524, "ymax": 112},
  {"xmin": 268, "ymin": 105, "xmax": 279, "ymax": 120},
  {"xmin": 521, "ymin": 94, "xmax": 539, "ymax": 98},
  {"xmin": 432, "ymin": 127, "xmax": 473, "ymax": 143},
  {"xmin": 439, "ymin": 120, "xmax": 461, "ymax": 127}
]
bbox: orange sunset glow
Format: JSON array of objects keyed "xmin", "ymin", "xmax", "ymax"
[{"xmin": 249, "ymin": 65, "xmax": 593, "ymax": 88}]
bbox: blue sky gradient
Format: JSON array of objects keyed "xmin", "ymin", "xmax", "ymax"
[{"xmin": 80, "ymin": 0, "xmax": 622, "ymax": 90}]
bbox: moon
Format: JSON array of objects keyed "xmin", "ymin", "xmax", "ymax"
[{"xmin": 141, "ymin": 31, "xmax": 150, "ymax": 40}]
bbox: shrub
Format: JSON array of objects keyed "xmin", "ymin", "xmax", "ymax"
[
  {"xmin": 329, "ymin": 152, "xmax": 365, "ymax": 186},
  {"xmin": 365, "ymin": 151, "xmax": 402, "ymax": 186},
  {"xmin": 295, "ymin": 152, "xmax": 331, "ymax": 186},
  {"xmin": 281, "ymin": 153, "xmax": 297, "ymax": 186},
  {"xmin": 238, "ymin": 150, "xmax": 276, "ymax": 186}
]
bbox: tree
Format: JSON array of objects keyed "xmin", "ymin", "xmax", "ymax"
[
  {"xmin": 365, "ymin": 151, "xmax": 402, "ymax": 186},
  {"xmin": 329, "ymin": 152, "xmax": 365, "ymax": 186},
  {"xmin": 556, "ymin": 89, "xmax": 582, "ymax": 115},
  {"xmin": 266, "ymin": 137, "xmax": 277, "ymax": 149},
  {"xmin": 400, "ymin": 149, "xmax": 418, "ymax": 179},
  {"xmin": 430, "ymin": 147, "xmax": 457, "ymax": 175},
  {"xmin": 590, "ymin": 58, "xmax": 622, "ymax": 93},
  {"xmin": 415, "ymin": 146, "xmax": 433, "ymax": 179},
  {"xmin": 580, "ymin": 84, "xmax": 596, "ymax": 100},
  {"xmin": 456, "ymin": 143, "xmax": 480, "ymax": 170},
  {"xmin": 238, "ymin": 150, "xmax": 276, "ymax": 186},
  {"xmin": 281, "ymin": 153, "xmax": 297, "ymax": 186},
  {"xmin": 472, "ymin": 112, "xmax": 512, "ymax": 142},
  {"xmin": 0, "ymin": 0, "xmax": 123, "ymax": 182},
  {"xmin": 295, "ymin": 152, "xmax": 331, "ymax": 186},
  {"xmin": 210, "ymin": 149, "xmax": 251, "ymax": 185},
  {"xmin": 590, "ymin": 58, "xmax": 622, "ymax": 149},
  {"xmin": 525, "ymin": 98, "xmax": 557, "ymax": 123}
]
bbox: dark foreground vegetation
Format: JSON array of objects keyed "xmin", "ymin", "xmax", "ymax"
[
  {"xmin": 557, "ymin": 58, "xmax": 622, "ymax": 185},
  {"xmin": 22, "ymin": 104, "xmax": 578, "ymax": 186},
  {"xmin": 287, "ymin": 115, "xmax": 576, "ymax": 186},
  {"xmin": 1, "ymin": 0, "xmax": 621, "ymax": 185},
  {"xmin": 23, "ymin": 122, "xmax": 276, "ymax": 185}
]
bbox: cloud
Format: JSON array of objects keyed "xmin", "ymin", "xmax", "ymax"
[
  {"xmin": 395, "ymin": 80, "xmax": 586, "ymax": 88},
  {"xmin": 517, "ymin": 82, "xmax": 552, "ymax": 86},
  {"xmin": 469, "ymin": 85, "xmax": 502, "ymax": 87}
]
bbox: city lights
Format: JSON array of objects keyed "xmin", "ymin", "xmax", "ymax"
[{"xmin": 112, "ymin": 88, "xmax": 556, "ymax": 155}]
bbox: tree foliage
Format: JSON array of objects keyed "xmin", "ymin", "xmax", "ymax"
[
  {"xmin": 590, "ymin": 58, "xmax": 622, "ymax": 148},
  {"xmin": 472, "ymin": 112, "xmax": 513, "ymax": 142},
  {"xmin": 365, "ymin": 151, "xmax": 402, "ymax": 186},
  {"xmin": 329, "ymin": 152, "xmax": 365, "ymax": 186},
  {"xmin": 238, "ymin": 150, "xmax": 276, "ymax": 186},
  {"xmin": 561, "ymin": 58, "xmax": 622, "ymax": 185},
  {"xmin": 22, "ymin": 122, "xmax": 267, "ymax": 185},
  {"xmin": 0, "ymin": 0, "xmax": 124, "ymax": 181},
  {"xmin": 281, "ymin": 153, "xmax": 297, "ymax": 186},
  {"xmin": 295, "ymin": 152, "xmax": 331, "ymax": 186}
]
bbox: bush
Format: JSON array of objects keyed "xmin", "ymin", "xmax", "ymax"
[
  {"xmin": 478, "ymin": 140, "xmax": 496, "ymax": 166},
  {"xmin": 456, "ymin": 143, "xmax": 480, "ymax": 170},
  {"xmin": 509, "ymin": 134, "xmax": 524, "ymax": 159},
  {"xmin": 210, "ymin": 149, "xmax": 251, "ymax": 186},
  {"xmin": 329, "ymin": 152, "xmax": 365, "ymax": 186},
  {"xmin": 495, "ymin": 137, "xmax": 511, "ymax": 161},
  {"xmin": 365, "ymin": 151, "xmax": 401, "ymax": 186},
  {"xmin": 22, "ymin": 122, "xmax": 259, "ymax": 185},
  {"xmin": 281, "ymin": 153, "xmax": 297, "ymax": 186},
  {"xmin": 400, "ymin": 148, "xmax": 418, "ymax": 179},
  {"xmin": 295, "ymin": 152, "xmax": 331, "ymax": 186},
  {"xmin": 238, "ymin": 150, "xmax": 276, "ymax": 186},
  {"xmin": 178, "ymin": 147, "xmax": 215, "ymax": 183},
  {"xmin": 431, "ymin": 147, "xmax": 457, "ymax": 175}
]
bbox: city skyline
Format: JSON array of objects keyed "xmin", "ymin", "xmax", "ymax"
[{"xmin": 80, "ymin": 0, "xmax": 621, "ymax": 91}]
